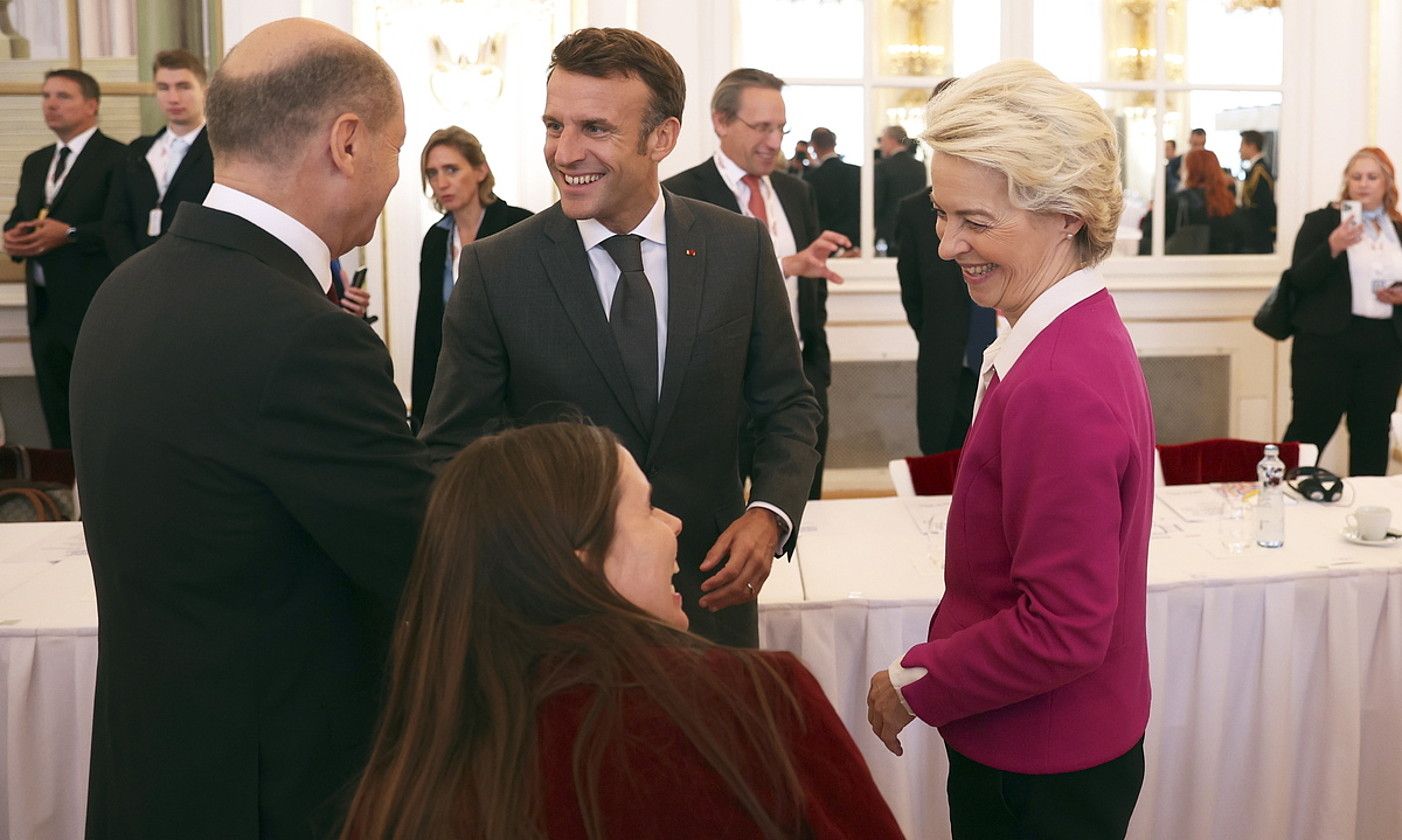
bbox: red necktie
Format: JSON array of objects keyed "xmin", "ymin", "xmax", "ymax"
[{"xmin": 741, "ymin": 174, "xmax": 768, "ymax": 226}]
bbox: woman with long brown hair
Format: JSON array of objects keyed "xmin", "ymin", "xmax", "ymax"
[
  {"xmin": 341, "ymin": 422, "xmax": 901, "ymax": 839},
  {"xmin": 1139, "ymin": 148, "xmax": 1239, "ymax": 254}
]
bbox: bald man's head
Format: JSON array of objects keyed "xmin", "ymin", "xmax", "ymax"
[{"xmin": 206, "ymin": 18, "xmax": 401, "ymax": 167}]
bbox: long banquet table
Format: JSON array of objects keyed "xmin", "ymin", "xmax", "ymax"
[{"xmin": 3, "ymin": 479, "xmax": 1402, "ymax": 839}]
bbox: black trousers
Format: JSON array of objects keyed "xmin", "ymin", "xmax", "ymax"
[
  {"xmin": 27, "ymin": 289, "xmax": 77, "ymax": 449},
  {"xmin": 1284, "ymin": 317, "xmax": 1402, "ymax": 476},
  {"xmin": 946, "ymin": 737, "xmax": 1145, "ymax": 840}
]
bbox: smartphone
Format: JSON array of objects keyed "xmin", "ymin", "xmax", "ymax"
[
  {"xmin": 1341, "ymin": 200, "xmax": 1363, "ymax": 226},
  {"xmin": 350, "ymin": 267, "xmax": 368, "ymax": 289}
]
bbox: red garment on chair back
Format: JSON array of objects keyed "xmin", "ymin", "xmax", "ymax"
[
  {"xmin": 1156, "ymin": 438, "xmax": 1300, "ymax": 485},
  {"xmin": 906, "ymin": 448, "xmax": 963, "ymax": 495}
]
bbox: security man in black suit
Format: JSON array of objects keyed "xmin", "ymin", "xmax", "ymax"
[
  {"xmin": 805, "ymin": 126, "xmax": 861, "ymax": 246},
  {"xmin": 2, "ymin": 69, "xmax": 125, "ymax": 448},
  {"xmin": 103, "ymin": 49, "xmax": 214, "ymax": 267},
  {"xmin": 664, "ymin": 67, "xmax": 849, "ymax": 499},
  {"xmin": 873, "ymin": 125, "xmax": 927, "ymax": 256}
]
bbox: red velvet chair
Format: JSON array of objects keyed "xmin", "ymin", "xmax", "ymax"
[
  {"xmin": 1154, "ymin": 438, "xmax": 1314, "ymax": 486},
  {"xmin": 889, "ymin": 448, "xmax": 963, "ymax": 496}
]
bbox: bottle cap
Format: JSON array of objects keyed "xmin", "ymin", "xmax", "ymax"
[{"xmin": 1264, "ymin": 444, "xmax": 1279, "ymax": 454}]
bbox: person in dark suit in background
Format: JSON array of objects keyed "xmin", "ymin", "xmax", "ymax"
[
  {"xmin": 664, "ymin": 67, "xmax": 849, "ymax": 499},
  {"xmin": 411, "ymin": 126, "xmax": 531, "ymax": 431},
  {"xmin": 3, "ymin": 69, "xmax": 124, "ymax": 449},
  {"xmin": 897, "ymin": 187, "xmax": 997, "ymax": 455},
  {"xmin": 874, "ymin": 125, "xmax": 926, "ymax": 256},
  {"xmin": 1236, "ymin": 129, "xmax": 1276, "ymax": 253},
  {"xmin": 421, "ymin": 28, "xmax": 821, "ymax": 648},
  {"xmin": 896, "ymin": 79, "xmax": 996, "ymax": 456},
  {"xmin": 805, "ymin": 126, "xmax": 861, "ymax": 247},
  {"xmin": 1164, "ymin": 139, "xmax": 1181, "ymax": 195},
  {"xmin": 70, "ymin": 19, "xmax": 432, "ymax": 839},
  {"xmin": 102, "ymin": 49, "xmax": 213, "ymax": 267}
]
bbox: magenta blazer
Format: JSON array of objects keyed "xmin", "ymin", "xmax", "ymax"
[{"xmin": 900, "ymin": 289, "xmax": 1154, "ymax": 774}]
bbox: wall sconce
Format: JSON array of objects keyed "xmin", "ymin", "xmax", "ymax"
[{"xmin": 428, "ymin": 31, "xmax": 505, "ymax": 110}]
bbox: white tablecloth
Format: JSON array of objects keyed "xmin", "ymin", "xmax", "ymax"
[
  {"xmin": 760, "ymin": 478, "xmax": 1402, "ymax": 840},
  {"xmin": 4, "ymin": 478, "xmax": 1402, "ymax": 839}
]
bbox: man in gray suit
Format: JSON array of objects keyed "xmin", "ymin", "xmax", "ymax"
[{"xmin": 421, "ymin": 28, "xmax": 821, "ymax": 647}]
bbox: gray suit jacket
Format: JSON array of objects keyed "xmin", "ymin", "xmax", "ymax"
[{"xmin": 420, "ymin": 190, "xmax": 821, "ymax": 645}]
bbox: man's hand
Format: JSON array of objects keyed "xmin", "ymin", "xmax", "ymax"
[
  {"xmin": 1376, "ymin": 284, "xmax": 1402, "ymax": 306},
  {"xmin": 698, "ymin": 507, "xmax": 781, "ymax": 611},
  {"xmin": 781, "ymin": 229, "xmax": 851, "ymax": 284},
  {"xmin": 3, "ymin": 218, "xmax": 69, "ymax": 258},
  {"xmin": 867, "ymin": 669, "xmax": 916, "ymax": 756},
  {"xmin": 340, "ymin": 285, "xmax": 371, "ymax": 318}
]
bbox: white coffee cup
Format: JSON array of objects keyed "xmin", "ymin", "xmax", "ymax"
[{"xmin": 1348, "ymin": 506, "xmax": 1392, "ymax": 541}]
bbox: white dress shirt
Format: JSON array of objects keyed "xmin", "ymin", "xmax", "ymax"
[
  {"xmin": 146, "ymin": 124, "xmax": 203, "ymax": 200},
  {"xmin": 1348, "ymin": 213, "xmax": 1402, "ymax": 319},
  {"xmin": 43, "ymin": 125, "xmax": 97, "ymax": 206},
  {"xmin": 576, "ymin": 190, "xmax": 794, "ymax": 547},
  {"xmin": 887, "ymin": 266, "xmax": 1108, "ymax": 712},
  {"xmin": 711, "ymin": 150, "xmax": 802, "ymax": 339},
  {"xmin": 203, "ymin": 183, "xmax": 332, "ymax": 294}
]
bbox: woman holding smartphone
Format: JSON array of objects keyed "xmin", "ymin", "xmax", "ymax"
[{"xmin": 1282, "ymin": 146, "xmax": 1402, "ymax": 475}]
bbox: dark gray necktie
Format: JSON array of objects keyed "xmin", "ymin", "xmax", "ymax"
[
  {"xmin": 600, "ymin": 234, "xmax": 658, "ymax": 430},
  {"xmin": 52, "ymin": 146, "xmax": 71, "ymax": 183}
]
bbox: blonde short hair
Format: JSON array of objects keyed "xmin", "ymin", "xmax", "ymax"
[{"xmin": 923, "ymin": 59, "xmax": 1122, "ymax": 265}]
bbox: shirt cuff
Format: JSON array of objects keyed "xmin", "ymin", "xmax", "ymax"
[
  {"xmin": 887, "ymin": 655, "xmax": 928, "ymax": 717},
  {"xmin": 746, "ymin": 501, "xmax": 793, "ymax": 555}
]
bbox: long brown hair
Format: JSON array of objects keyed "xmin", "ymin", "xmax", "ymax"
[
  {"xmin": 1338, "ymin": 146, "xmax": 1402, "ymax": 224},
  {"xmin": 1183, "ymin": 148, "xmax": 1235, "ymax": 218},
  {"xmin": 341, "ymin": 422, "xmax": 804, "ymax": 839}
]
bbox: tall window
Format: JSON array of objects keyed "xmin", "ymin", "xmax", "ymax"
[
  {"xmin": 734, "ymin": 0, "xmax": 1284, "ymax": 261},
  {"xmin": 0, "ymin": 0, "xmax": 215, "ymax": 284}
]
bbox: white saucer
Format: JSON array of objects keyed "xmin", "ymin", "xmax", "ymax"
[{"xmin": 1341, "ymin": 527, "xmax": 1402, "ymax": 547}]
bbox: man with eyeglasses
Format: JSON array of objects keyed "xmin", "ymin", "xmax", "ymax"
[{"xmin": 665, "ymin": 67, "xmax": 848, "ymax": 499}]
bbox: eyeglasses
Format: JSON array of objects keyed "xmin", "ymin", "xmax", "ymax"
[{"xmin": 733, "ymin": 116, "xmax": 790, "ymax": 137}]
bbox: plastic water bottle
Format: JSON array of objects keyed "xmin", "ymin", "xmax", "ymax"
[
  {"xmin": 874, "ymin": 238, "xmax": 889, "ymax": 258},
  {"xmin": 1256, "ymin": 444, "xmax": 1285, "ymax": 548}
]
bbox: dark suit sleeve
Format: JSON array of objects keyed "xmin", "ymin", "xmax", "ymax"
[
  {"xmin": 744, "ymin": 221, "xmax": 822, "ymax": 535},
  {"xmin": 103, "ymin": 159, "xmax": 139, "ymax": 266},
  {"xmin": 895, "ymin": 198, "xmax": 923, "ymax": 335},
  {"xmin": 418, "ymin": 243, "xmax": 509, "ymax": 465},
  {"xmin": 1282, "ymin": 210, "xmax": 1343, "ymax": 295},
  {"xmin": 796, "ymin": 186, "xmax": 830, "ymax": 387},
  {"xmin": 65, "ymin": 140, "xmax": 123, "ymax": 255},
  {"xmin": 254, "ymin": 307, "xmax": 432, "ymax": 607}
]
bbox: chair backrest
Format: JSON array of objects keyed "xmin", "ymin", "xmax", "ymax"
[
  {"xmin": 895, "ymin": 449, "xmax": 963, "ymax": 496},
  {"xmin": 888, "ymin": 459, "xmax": 915, "ymax": 498},
  {"xmin": 1154, "ymin": 438, "xmax": 1304, "ymax": 486}
]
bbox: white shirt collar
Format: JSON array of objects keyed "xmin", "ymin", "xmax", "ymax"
[
  {"xmin": 577, "ymin": 190, "xmax": 668, "ymax": 251},
  {"xmin": 1244, "ymin": 153, "xmax": 1263, "ymax": 168},
  {"xmin": 57, "ymin": 125, "xmax": 98, "ymax": 157},
  {"xmin": 166, "ymin": 123, "xmax": 204, "ymax": 146},
  {"xmin": 713, "ymin": 149, "xmax": 766, "ymax": 195},
  {"xmin": 986, "ymin": 266, "xmax": 1106, "ymax": 382},
  {"xmin": 202, "ymin": 183, "xmax": 333, "ymax": 293}
]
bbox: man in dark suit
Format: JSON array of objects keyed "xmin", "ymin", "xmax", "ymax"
[
  {"xmin": 1236, "ymin": 129, "xmax": 1276, "ymax": 253},
  {"xmin": 3, "ymin": 69, "xmax": 124, "ymax": 448},
  {"xmin": 896, "ymin": 187, "xmax": 998, "ymax": 455},
  {"xmin": 421, "ymin": 29, "xmax": 821, "ymax": 648},
  {"xmin": 805, "ymin": 126, "xmax": 861, "ymax": 246},
  {"xmin": 874, "ymin": 125, "xmax": 926, "ymax": 256},
  {"xmin": 102, "ymin": 49, "xmax": 214, "ymax": 267},
  {"xmin": 664, "ymin": 67, "xmax": 849, "ymax": 499},
  {"xmin": 70, "ymin": 20, "xmax": 431, "ymax": 839}
]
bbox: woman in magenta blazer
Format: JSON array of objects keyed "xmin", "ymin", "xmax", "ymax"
[{"xmin": 867, "ymin": 60, "xmax": 1155, "ymax": 840}]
